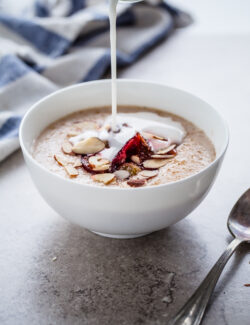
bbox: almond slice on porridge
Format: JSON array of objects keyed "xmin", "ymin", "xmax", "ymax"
[
  {"xmin": 114, "ymin": 170, "xmax": 130, "ymax": 180},
  {"xmin": 157, "ymin": 144, "xmax": 176, "ymax": 155},
  {"xmin": 92, "ymin": 173, "xmax": 115, "ymax": 185},
  {"xmin": 151, "ymin": 154, "xmax": 175, "ymax": 159},
  {"xmin": 92, "ymin": 164, "xmax": 110, "ymax": 172},
  {"xmin": 73, "ymin": 157, "xmax": 82, "ymax": 167},
  {"xmin": 152, "ymin": 134, "xmax": 167, "ymax": 141},
  {"xmin": 54, "ymin": 154, "xmax": 68, "ymax": 166},
  {"xmin": 89, "ymin": 156, "xmax": 110, "ymax": 167},
  {"xmin": 67, "ymin": 130, "xmax": 81, "ymax": 137},
  {"xmin": 61, "ymin": 142, "xmax": 72, "ymax": 154},
  {"xmin": 141, "ymin": 132, "xmax": 166, "ymax": 141},
  {"xmin": 72, "ymin": 137, "xmax": 105, "ymax": 155},
  {"xmin": 131, "ymin": 155, "xmax": 141, "ymax": 165},
  {"xmin": 88, "ymin": 156, "xmax": 110, "ymax": 172},
  {"xmin": 138, "ymin": 170, "xmax": 158, "ymax": 179},
  {"xmin": 143, "ymin": 159, "xmax": 169, "ymax": 169},
  {"xmin": 64, "ymin": 165, "xmax": 78, "ymax": 178}
]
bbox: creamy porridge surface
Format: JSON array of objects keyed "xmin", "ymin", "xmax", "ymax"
[{"xmin": 33, "ymin": 106, "xmax": 215, "ymax": 187}]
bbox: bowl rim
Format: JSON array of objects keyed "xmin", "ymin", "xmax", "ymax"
[{"xmin": 19, "ymin": 78, "xmax": 229, "ymax": 192}]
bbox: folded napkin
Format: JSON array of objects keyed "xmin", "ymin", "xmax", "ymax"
[{"xmin": 0, "ymin": 0, "xmax": 191, "ymax": 162}]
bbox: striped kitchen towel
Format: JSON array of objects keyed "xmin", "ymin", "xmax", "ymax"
[{"xmin": 0, "ymin": 0, "xmax": 191, "ymax": 162}]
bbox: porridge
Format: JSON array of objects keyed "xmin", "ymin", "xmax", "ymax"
[{"xmin": 33, "ymin": 106, "xmax": 215, "ymax": 187}]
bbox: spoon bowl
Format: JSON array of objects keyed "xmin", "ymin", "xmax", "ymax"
[{"xmin": 228, "ymin": 188, "xmax": 250, "ymax": 241}]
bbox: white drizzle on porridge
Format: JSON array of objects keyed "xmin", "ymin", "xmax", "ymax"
[{"xmin": 69, "ymin": 112, "xmax": 186, "ymax": 161}]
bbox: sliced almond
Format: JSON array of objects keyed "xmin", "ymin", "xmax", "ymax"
[
  {"xmin": 151, "ymin": 154, "xmax": 175, "ymax": 159},
  {"xmin": 157, "ymin": 144, "xmax": 176, "ymax": 155},
  {"xmin": 131, "ymin": 155, "xmax": 141, "ymax": 165},
  {"xmin": 152, "ymin": 134, "xmax": 166, "ymax": 141},
  {"xmin": 138, "ymin": 170, "xmax": 158, "ymax": 179},
  {"xmin": 67, "ymin": 130, "xmax": 80, "ymax": 137},
  {"xmin": 143, "ymin": 159, "xmax": 169, "ymax": 169},
  {"xmin": 92, "ymin": 164, "xmax": 110, "ymax": 171},
  {"xmin": 127, "ymin": 179, "xmax": 146, "ymax": 187},
  {"xmin": 72, "ymin": 137, "xmax": 105, "ymax": 155},
  {"xmin": 62, "ymin": 142, "xmax": 72, "ymax": 154},
  {"xmin": 92, "ymin": 173, "xmax": 115, "ymax": 185},
  {"xmin": 114, "ymin": 170, "xmax": 130, "ymax": 180},
  {"xmin": 64, "ymin": 165, "xmax": 78, "ymax": 178},
  {"xmin": 54, "ymin": 154, "xmax": 67, "ymax": 166},
  {"xmin": 89, "ymin": 156, "xmax": 110, "ymax": 167},
  {"xmin": 148, "ymin": 138, "xmax": 171, "ymax": 153},
  {"xmin": 141, "ymin": 132, "xmax": 165, "ymax": 141},
  {"xmin": 88, "ymin": 156, "xmax": 110, "ymax": 171},
  {"xmin": 73, "ymin": 157, "xmax": 82, "ymax": 168}
]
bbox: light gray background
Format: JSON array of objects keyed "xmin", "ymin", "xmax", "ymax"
[{"xmin": 1, "ymin": 1, "xmax": 250, "ymax": 324}]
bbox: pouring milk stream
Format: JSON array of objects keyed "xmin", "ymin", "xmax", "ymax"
[{"xmin": 70, "ymin": 0, "xmax": 186, "ymax": 161}]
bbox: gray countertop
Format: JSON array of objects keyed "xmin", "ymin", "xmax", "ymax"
[{"xmin": 1, "ymin": 1, "xmax": 250, "ymax": 324}]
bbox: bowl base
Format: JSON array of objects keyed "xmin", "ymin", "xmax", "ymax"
[{"xmin": 92, "ymin": 231, "xmax": 151, "ymax": 239}]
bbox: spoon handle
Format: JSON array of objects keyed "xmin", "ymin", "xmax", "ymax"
[{"xmin": 169, "ymin": 237, "xmax": 242, "ymax": 325}]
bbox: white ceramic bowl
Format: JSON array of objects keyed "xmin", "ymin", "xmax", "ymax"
[{"xmin": 20, "ymin": 80, "xmax": 229, "ymax": 238}]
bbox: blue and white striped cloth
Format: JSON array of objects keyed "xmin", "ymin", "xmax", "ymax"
[{"xmin": 0, "ymin": 0, "xmax": 191, "ymax": 162}]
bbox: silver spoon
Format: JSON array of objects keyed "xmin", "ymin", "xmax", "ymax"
[{"xmin": 170, "ymin": 188, "xmax": 250, "ymax": 325}]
